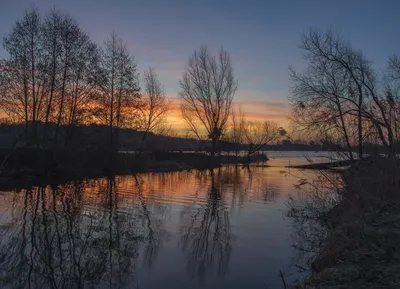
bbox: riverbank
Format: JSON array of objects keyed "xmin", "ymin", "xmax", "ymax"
[
  {"xmin": 0, "ymin": 147, "xmax": 267, "ymax": 184},
  {"xmin": 292, "ymin": 156, "xmax": 400, "ymax": 288},
  {"xmin": 287, "ymin": 159, "xmax": 353, "ymax": 170}
]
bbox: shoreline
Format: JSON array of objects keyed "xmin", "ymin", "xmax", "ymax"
[
  {"xmin": 0, "ymin": 148, "xmax": 268, "ymax": 189},
  {"xmin": 292, "ymin": 156, "xmax": 400, "ymax": 288},
  {"xmin": 286, "ymin": 159, "xmax": 353, "ymax": 170}
]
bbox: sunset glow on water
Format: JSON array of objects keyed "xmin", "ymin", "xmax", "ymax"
[{"xmin": 0, "ymin": 153, "xmax": 332, "ymax": 288}]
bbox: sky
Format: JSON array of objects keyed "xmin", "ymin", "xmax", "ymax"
[{"xmin": 0, "ymin": 0, "xmax": 399, "ymax": 130}]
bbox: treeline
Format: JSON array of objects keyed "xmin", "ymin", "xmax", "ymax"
[
  {"xmin": 0, "ymin": 8, "xmax": 288, "ymax": 155},
  {"xmin": 290, "ymin": 30, "xmax": 400, "ymax": 159},
  {"xmin": 0, "ymin": 7, "xmax": 287, "ymax": 157},
  {"xmin": 0, "ymin": 7, "xmax": 170, "ymax": 150}
]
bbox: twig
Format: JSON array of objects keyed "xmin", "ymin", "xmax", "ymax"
[{"xmin": 279, "ymin": 270, "xmax": 287, "ymax": 289}]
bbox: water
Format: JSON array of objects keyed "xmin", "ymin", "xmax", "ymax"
[{"xmin": 0, "ymin": 151, "xmax": 332, "ymax": 289}]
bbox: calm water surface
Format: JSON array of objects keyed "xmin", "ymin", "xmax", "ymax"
[{"xmin": 0, "ymin": 151, "xmax": 333, "ymax": 288}]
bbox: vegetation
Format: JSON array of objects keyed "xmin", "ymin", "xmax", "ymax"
[
  {"xmin": 179, "ymin": 46, "xmax": 237, "ymax": 156},
  {"xmin": 224, "ymin": 105, "xmax": 287, "ymax": 159},
  {"xmin": 288, "ymin": 29, "xmax": 400, "ymax": 289},
  {"xmin": 0, "ymin": 7, "xmax": 288, "ymax": 178},
  {"xmin": 136, "ymin": 67, "xmax": 172, "ymax": 154},
  {"xmin": 288, "ymin": 156, "xmax": 400, "ymax": 289},
  {"xmin": 290, "ymin": 29, "xmax": 400, "ymax": 159},
  {"xmin": 1, "ymin": 5, "xmax": 399, "ymax": 289},
  {"xmin": 0, "ymin": 8, "xmax": 146, "ymax": 148}
]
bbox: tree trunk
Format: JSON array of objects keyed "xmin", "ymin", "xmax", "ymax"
[
  {"xmin": 137, "ymin": 131, "xmax": 148, "ymax": 158},
  {"xmin": 109, "ymin": 45, "xmax": 115, "ymax": 150},
  {"xmin": 31, "ymin": 32, "xmax": 37, "ymax": 145},
  {"xmin": 358, "ymin": 102, "xmax": 363, "ymax": 159},
  {"xmin": 54, "ymin": 48, "xmax": 69, "ymax": 147},
  {"xmin": 109, "ymin": 83, "xmax": 114, "ymax": 150},
  {"xmin": 387, "ymin": 126, "xmax": 396, "ymax": 160},
  {"xmin": 336, "ymin": 101, "xmax": 354, "ymax": 161},
  {"xmin": 23, "ymin": 75, "xmax": 29, "ymax": 143},
  {"xmin": 115, "ymin": 71, "xmax": 122, "ymax": 151},
  {"xmin": 211, "ymin": 137, "xmax": 217, "ymax": 157},
  {"xmin": 44, "ymin": 37, "xmax": 57, "ymax": 145},
  {"xmin": 65, "ymin": 74, "xmax": 80, "ymax": 146}
]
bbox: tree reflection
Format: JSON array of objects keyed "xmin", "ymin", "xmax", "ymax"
[
  {"xmin": 133, "ymin": 174, "xmax": 170, "ymax": 269},
  {"xmin": 0, "ymin": 178, "xmax": 143, "ymax": 288},
  {"xmin": 215, "ymin": 165, "xmax": 280, "ymax": 207},
  {"xmin": 179, "ymin": 169, "xmax": 232, "ymax": 283},
  {"xmin": 0, "ymin": 166, "xmax": 283, "ymax": 287}
]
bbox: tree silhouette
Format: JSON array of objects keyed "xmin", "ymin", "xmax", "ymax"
[{"xmin": 179, "ymin": 46, "xmax": 237, "ymax": 156}]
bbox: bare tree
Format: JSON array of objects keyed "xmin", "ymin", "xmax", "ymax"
[
  {"xmin": 290, "ymin": 29, "xmax": 400, "ymax": 159},
  {"xmin": 101, "ymin": 32, "xmax": 118, "ymax": 147},
  {"xmin": 98, "ymin": 32, "xmax": 140, "ymax": 150},
  {"xmin": 224, "ymin": 106, "xmax": 284, "ymax": 159},
  {"xmin": 53, "ymin": 14, "xmax": 87, "ymax": 145},
  {"xmin": 1, "ymin": 8, "xmax": 101, "ymax": 148},
  {"xmin": 136, "ymin": 67, "xmax": 171, "ymax": 153},
  {"xmin": 384, "ymin": 56, "xmax": 400, "ymax": 149},
  {"xmin": 3, "ymin": 7, "xmax": 44, "ymax": 143},
  {"xmin": 41, "ymin": 9, "xmax": 62, "ymax": 142},
  {"xmin": 289, "ymin": 31, "xmax": 358, "ymax": 160},
  {"xmin": 64, "ymin": 24, "xmax": 99, "ymax": 144},
  {"xmin": 226, "ymin": 105, "xmax": 245, "ymax": 157},
  {"xmin": 0, "ymin": 60, "xmax": 26, "ymax": 123},
  {"xmin": 179, "ymin": 46, "xmax": 237, "ymax": 156},
  {"xmin": 243, "ymin": 121, "xmax": 281, "ymax": 160}
]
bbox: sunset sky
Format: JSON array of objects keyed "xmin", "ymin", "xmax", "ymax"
[{"xmin": 1, "ymin": 0, "xmax": 399, "ymax": 130}]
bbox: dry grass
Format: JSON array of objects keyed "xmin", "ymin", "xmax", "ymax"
[{"xmin": 289, "ymin": 156, "xmax": 400, "ymax": 289}]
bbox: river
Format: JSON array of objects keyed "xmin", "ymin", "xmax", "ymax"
[{"xmin": 0, "ymin": 151, "xmax": 336, "ymax": 288}]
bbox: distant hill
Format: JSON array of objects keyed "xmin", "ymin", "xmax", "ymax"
[
  {"xmin": 0, "ymin": 123, "xmax": 207, "ymax": 151},
  {"xmin": 0, "ymin": 122, "xmax": 327, "ymax": 152}
]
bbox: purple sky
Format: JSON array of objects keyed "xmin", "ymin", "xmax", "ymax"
[{"xmin": 1, "ymin": 0, "xmax": 399, "ymax": 126}]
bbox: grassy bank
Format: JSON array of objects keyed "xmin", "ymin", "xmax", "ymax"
[
  {"xmin": 0, "ymin": 147, "xmax": 268, "ymax": 183},
  {"xmin": 290, "ymin": 156, "xmax": 400, "ymax": 288}
]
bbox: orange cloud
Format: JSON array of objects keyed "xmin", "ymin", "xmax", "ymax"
[
  {"xmin": 0, "ymin": 90, "xmax": 290, "ymax": 132},
  {"xmin": 165, "ymin": 97, "xmax": 290, "ymax": 132}
]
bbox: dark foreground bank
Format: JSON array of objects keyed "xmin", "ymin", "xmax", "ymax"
[
  {"xmin": 0, "ymin": 147, "xmax": 267, "ymax": 183},
  {"xmin": 291, "ymin": 156, "xmax": 400, "ymax": 289}
]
